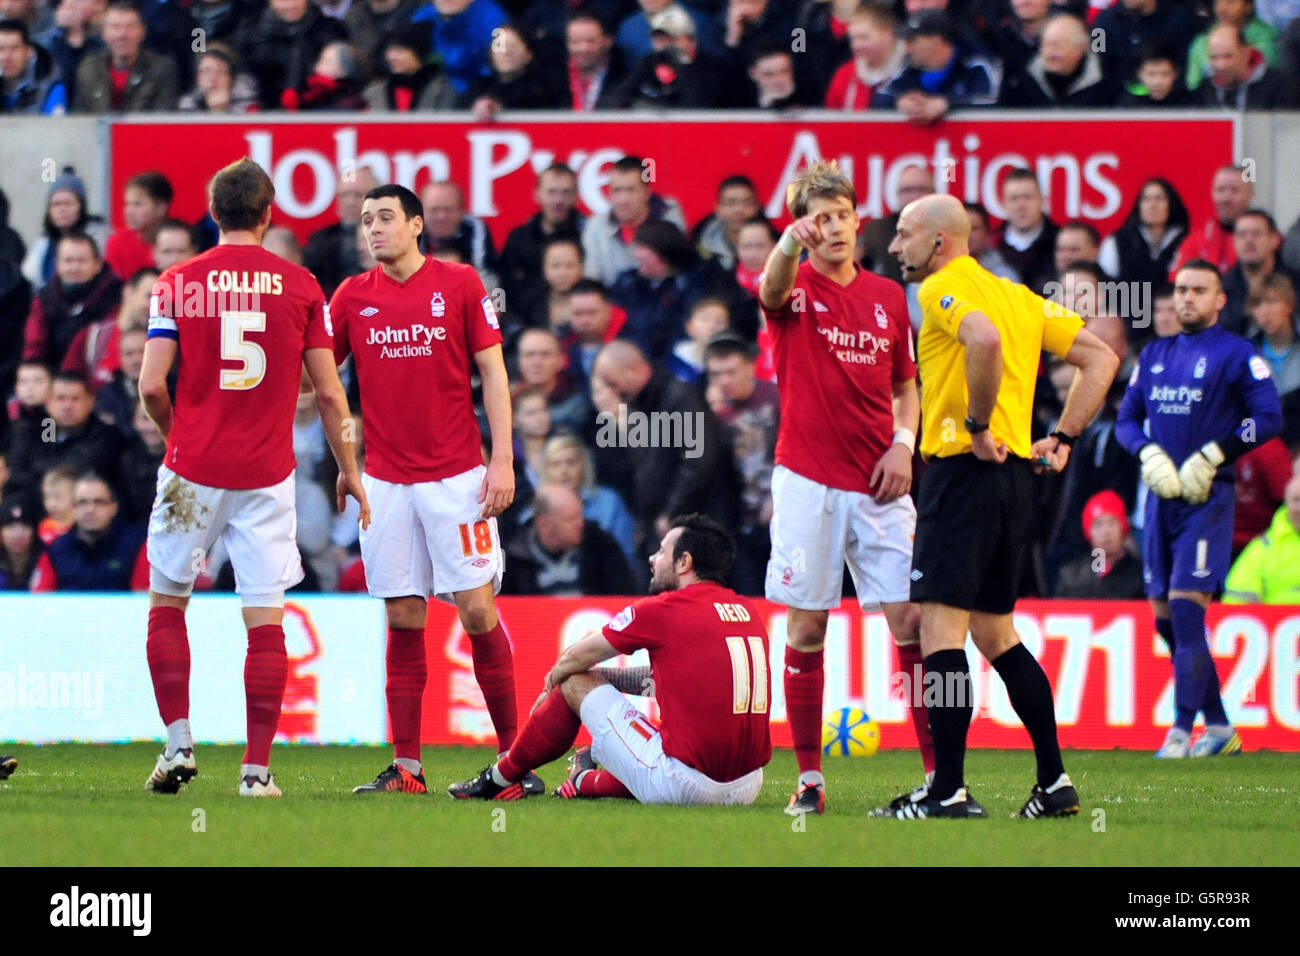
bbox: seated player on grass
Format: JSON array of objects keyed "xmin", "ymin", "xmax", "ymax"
[{"xmin": 448, "ymin": 514, "xmax": 771, "ymax": 805}]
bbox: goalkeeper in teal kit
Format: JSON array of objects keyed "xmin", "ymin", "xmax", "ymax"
[{"xmin": 1117, "ymin": 260, "xmax": 1282, "ymax": 758}]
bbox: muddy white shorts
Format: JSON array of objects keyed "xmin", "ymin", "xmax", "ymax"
[{"xmin": 147, "ymin": 465, "xmax": 303, "ymax": 607}]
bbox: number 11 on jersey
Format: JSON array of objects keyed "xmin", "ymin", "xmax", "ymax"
[{"xmin": 726, "ymin": 635, "xmax": 769, "ymax": 714}]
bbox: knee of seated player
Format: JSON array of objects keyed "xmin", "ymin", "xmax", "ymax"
[
  {"xmin": 454, "ymin": 585, "xmax": 498, "ymax": 634},
  {"xmin": 968, "ymin": 611, "xmax": 1018, "ymax": 660},
  {"xmin": 385, "ymin": 595, "xmax": 428, "ymax": 630},
  {"xmin": 785, "ymin": 608, "xmax": 828, "ymax": 651},
  {"xmin": 559, "ymin": 670, "xmax": 607, "ymax": 713}
]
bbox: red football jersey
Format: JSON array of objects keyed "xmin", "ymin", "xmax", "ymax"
[
  {"xmin": 331, "ymin": 257, "xmax": 502, "ymax": 483},
  {"xmin": 147, "ymin": 244, "xmax": 332, "ymax": 489},
  {"xmin": 602, "ymin": 581, "xmax": 772, "ymax": 783},
  {"xmin": 761, "ymin": 260, "xmax": 915, "ymax": 494}
]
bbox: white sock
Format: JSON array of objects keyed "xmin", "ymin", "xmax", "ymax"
[
  {"xmin": 395, "ymin": 757, "xmax": 421, "ymax": 774},
  {"xmin": 1165, "ymin": 727, "xmax": 1190, "ymax": 741},
  {"xmin": 798, "ymin": 770, "xmax": 825, "ymax": 789},
  {"xmin": 1045, "ymin": 773, "xmax": 1072, "ymax": 792},
  {"xmin": 241, "ymin": 763, "xmax": 269, "ymax": 781},
  {"xmin": 1204, "ymin": 724, "xmax": 1233, "ymax": 739},
  {"xmin": 165, "ymin": 719, "xmax": 193, "ymax": 756},
  {"xmin": 490, "ymin": 763, "xmax": 510, "ymax": 787}
]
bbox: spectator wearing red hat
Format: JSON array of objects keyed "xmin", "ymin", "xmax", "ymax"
[
  {"xmin": 1054, "ymin": 490, "xmax": 1145, "ymax": 599},
  {"xmin": 0, "ymin": 493, "xmax": 55, "ymax": 590}
]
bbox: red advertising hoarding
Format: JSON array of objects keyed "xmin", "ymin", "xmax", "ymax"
[
  {"xmin": 110, "ymin": 114, "xmax": 1237, "ymax": 247},
  {"xmin": 422, "ymin": 597, "xmax": 1300, "ymax": 753}
]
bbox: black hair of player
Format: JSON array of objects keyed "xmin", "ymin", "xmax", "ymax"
[
  {"xmin": 364, "ymin": 184, "xmax": 422, "ymax": 222},
  {"xmin": 568, "ymin": 277, "xmax": 607, "ymax": 299},
  {"xmin": 669, "ymin": 513, "xmax": 735, "ymax": 586},
  {"xmin": 1179, "ymin": 258, "xmax": 1224, "ymax": 290},
  {"xmin": 56, "ymin": 230, "xmax": 100, "ymax": 259}
]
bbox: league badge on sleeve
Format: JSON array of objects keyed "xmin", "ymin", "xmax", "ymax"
[
  {"xmin": 1250, "ymin": 355, "xmax": 1272, "ymax": 380},
  {"xmin": 481, "ymin": 294, "xmax": 500, "ymax": 331},
  {"xmin": 608, "ymin": 605, "xmax": 636, "ymax": 632}
]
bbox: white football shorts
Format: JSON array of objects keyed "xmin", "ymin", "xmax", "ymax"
[
  {"xmin": 359, "ymin": 466, "xmax": 504, "ymax": 603},
  {"xmin": 147, "ymin": 465, "xmax": 303, "ymax": 607},
  {"xmin": 765, "ymin": 464, "xmax": 915, "ymax": 610},
  {"xmin": 580, "ymin": 684, "xmax": 764, "ymax": 806}
]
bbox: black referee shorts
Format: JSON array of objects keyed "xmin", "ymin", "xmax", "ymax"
[{"xmin": 910, "ymin": 453, "xmax": 1033, "ymax": 615}]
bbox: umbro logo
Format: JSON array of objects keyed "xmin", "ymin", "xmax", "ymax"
[
  {"xmin": 813, "ymin": 301, "xmax": 829, "ymax": 312},
  {"xmin": 360, "ymin": 307, "xmax": 379, "ymax": 316},
  {"xmin": 910, "ymin": 569, "xmax": 923, "ymax": 581}
]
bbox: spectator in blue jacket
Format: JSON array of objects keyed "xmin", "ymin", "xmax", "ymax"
[
  {"xmin": 0, "ymin": 19, "xmax": 66, "ymax": 113},
  {"xmin": 45, "ymin": 472, "xmax": 147, "ymax": 590},
  {"xmin": 411, "ymin": 0, "xmax": 506, "ymax": 97},
  {"xmin": 871, "ymin": 10, "xmax": 999, "ymax": 124}
]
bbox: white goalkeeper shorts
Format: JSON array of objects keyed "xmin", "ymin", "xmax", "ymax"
[
  {"xmin": 359, "ymin": 467, "xmax": 504, "ymax": 603},
  {"xmin": 580, "ymin": 684, "xmax": 763, "ymax": 806},
  {"xmin": 765, "ymin": 464, "xmax": 916, "ymax": 611},
  {"xmin": 147, "ymin": 465, "xmax": 303, "ymax": 607}
]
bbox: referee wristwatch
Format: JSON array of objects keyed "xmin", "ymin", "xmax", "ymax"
[
  {"xmin": 964, "ymin": 416, "xmax": 990, "ymax": 435},
  {"xmin": 1050, "ymin": 429, "xmax": 1078, "ymax": 449}
]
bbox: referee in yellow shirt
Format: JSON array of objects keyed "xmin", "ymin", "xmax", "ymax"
[{"xmin": 878, "ymin": 194, "xmax": 1118, "ymax": 819}]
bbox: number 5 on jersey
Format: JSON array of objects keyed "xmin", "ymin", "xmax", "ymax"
[
  {"xmin": 220, "ymin": 311, "xmax": 267, "ymax": 390},
  {"xmin": 726, "ymin": 635, "xmax": 769, "ymax": 715}
]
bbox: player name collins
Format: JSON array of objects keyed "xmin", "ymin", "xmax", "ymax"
[{"xmin": 206, "ymin": 270, "xmax": 283, "ymax": 295}]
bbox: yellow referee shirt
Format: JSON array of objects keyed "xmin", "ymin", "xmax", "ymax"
[{"xmin": 916, "ymin": 255, "xmax": 1083, "ymax": 460}]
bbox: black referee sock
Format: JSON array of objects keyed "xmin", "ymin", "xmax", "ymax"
[
  {"xmin": 923, "ymin": 649, "xmax": 972, "ymax": 802},
  {"xmin": 992, "ymin": 643, "xmax": 1066, "ymax": 789}
]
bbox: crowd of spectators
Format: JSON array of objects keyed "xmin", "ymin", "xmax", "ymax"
[
  {"xmin": 7, "ymin": 1, "xmax": 1300, "ymax": 118},
  {"xmin": 4, "ymin": 0, "xmax": 1300, "ymax": 601}
]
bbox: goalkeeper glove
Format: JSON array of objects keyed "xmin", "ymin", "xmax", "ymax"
[
  {"xmin": 1178, "ymin": 441, "xmax": 1225, "ymax": 505},
  {"xmin": 1138, "ymin": 444, "xmax": 1183, "ymax": 499}
]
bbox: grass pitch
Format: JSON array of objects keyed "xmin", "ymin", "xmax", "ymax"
[{"xmin": 2, "ymin": 744, "xmax": 1296, "ymax": 867}]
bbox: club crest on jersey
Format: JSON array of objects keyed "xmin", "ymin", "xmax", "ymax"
[
  {"xmin": 1193, "ymin": 356, "xmax": 1206, "ymax": 379},
  {"xmin": 360, "ymin": 306, "xmax": 379, "ymax": 317},
  {"xmin": 430, "ymin": 292, "xmax": 445, "ymax": 318},
  {"xmin": 1250, "ymin": 355, "xmax": 1271, "ymax": 380},
  {"xmin": 481, "ymin": 295, "xmax": 500, "ymax": 330},
  {"xmin": 608, "ymin": 605, "xmax": 635, "ymax": 632},
  {"xmin": 874, "ymin": 302, "xmax": 888, "ymax": 329},
  {"xmin": 939, "ymin": 295, "xmax": 954, "ymax": 310}
]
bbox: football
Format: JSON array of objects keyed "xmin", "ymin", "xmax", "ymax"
[{"xmin": 822, "ymin": 706, "xmax": 881, "ymax": 758}]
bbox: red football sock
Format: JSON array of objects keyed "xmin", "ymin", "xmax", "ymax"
[
  {"xmin": 896, "ymin": 641, "xmax": 935, "ymax": 775},
  {"xmin": 469, "ymin": 622, "xmax": 518, "ymax": 752},
  {"xmin": 497, "ymin": 688, "xmax": 580, "ymax": 781},
  {"xmin": 146, "ymin": 606, "xmax": 190, "ymax": 726},
  {"xmin": 784, "ymin": 645, "xmax": 825, "ymax": 776},
  {"xmin": 580, "ymin": 769, "xmax": 634, "ymax": 799},
  {"xmin": 243, "ymin": 624, "xmax": 287, "ymax": 767},
  {"xmin": 386, "ymin": 627, "xmax": 427, "ymax": 763}
]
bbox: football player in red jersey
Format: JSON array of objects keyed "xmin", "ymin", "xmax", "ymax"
[
  {"xmin": 759, "ymin": 160, "xmax": 934, "ymax": 816},
  {"xmin": 329, "ymin": 185, "xmax": 537, "ymax": 796},
  {"xmin": 449, "ymin": 513, "xmax": 771, "ymax": 805},
  {"xmin": 140, "ymin": 158, "xmax": 368, "ymax": 798}
]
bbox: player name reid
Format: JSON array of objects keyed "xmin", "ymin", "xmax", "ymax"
[{"xmin": 207, "ymin": 270, "xmax": 283, "ymax": 295}]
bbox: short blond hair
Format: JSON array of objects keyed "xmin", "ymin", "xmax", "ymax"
[{"xmin": 786, "ymin": 160, "xmax": 857, "ymax": 219}]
